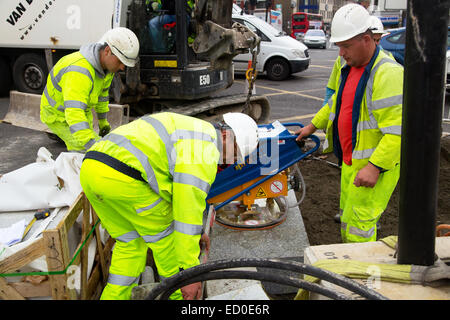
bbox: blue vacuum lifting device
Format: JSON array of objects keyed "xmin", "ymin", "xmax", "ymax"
[{"xmin": 206, "ymin": 121, "xmax": 320, "ymax": 230}]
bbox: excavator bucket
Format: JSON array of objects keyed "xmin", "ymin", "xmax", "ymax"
[{"xmin": 2, "ymin": 91, "xmax": 129, "ymax": 132}]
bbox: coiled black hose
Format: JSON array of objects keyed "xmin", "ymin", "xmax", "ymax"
[{"xmin": 145, "ymin": 258, "xmax": 388, "ymax": 300}]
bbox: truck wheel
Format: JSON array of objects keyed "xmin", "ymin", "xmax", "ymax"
[
  {"xmin": 12, "ymin": 53, "xmax": 48, "ymax": 94},
  {"xmin": 265, "ymin": 58, "xmax": 290, "ymax": 81},
  {"xmin": 0, "ymin": 57, "xmax": 12, "ymax": 97}
]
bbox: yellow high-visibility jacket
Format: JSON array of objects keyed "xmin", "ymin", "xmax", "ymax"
[
  {"xmin": 40, "ymin": 43, "xmax": 113, "ymax": 150},
  {"xmin": 89, "ymin": 112, "xmax": 220, "ymax": 270},
  {"xmin": 313, "ymin": 47, "xmax": 404, "ymax": 171}
]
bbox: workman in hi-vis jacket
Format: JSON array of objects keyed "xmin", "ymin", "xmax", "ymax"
[
  {"xmin": 40, "ymin": 27, "xmax": 139, "ymax": 152},
  {"xmin": 80, "ymin": 112, "xmax": 259, "ymax": 300},
  {"xmin": 296, "ymin": 4, "xmax": 403, "ymax": 243}
]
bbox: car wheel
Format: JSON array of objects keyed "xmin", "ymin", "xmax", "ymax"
[
  {"xmin": 12, "ymin": 53, "xmax": 48, "ymax": 94},
  {"xmin": 266, "ymin": 58, "xmax": 290, "ymax": 81},
  {"xmin": 0, "ymin": 57, "xmax": 12, "ymax": 97}
]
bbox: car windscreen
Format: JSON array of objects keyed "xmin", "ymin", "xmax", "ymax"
[
  {"xmin": 305, "ymin": 30, "xmax": 324, "ymax": 36},
  {"xmin": 243, "ymin": 17, "xmax": 283, "ymax": 37}
]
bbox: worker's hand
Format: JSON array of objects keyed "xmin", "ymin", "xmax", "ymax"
[
  {"xmin": 181, "ymin": 282, "xmax": 202, "ymax": 300},
  {"xmin": 199, "ymin": 233, "xmax": 210, "ymax": 253},
  {"xmin": 99, "ymin": 119, "xmax": 111, "ymax": 137},
  {"xmin": 353, "ymin": 163, "xmax": 380, "ymax": 188},
  {"xmin": 295, "ymin": 123, "xmax": 317, "ymax": 141}
]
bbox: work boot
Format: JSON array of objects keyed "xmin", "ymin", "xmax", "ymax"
[{"xmin": 334, "ymin": 212, "xmax": 341, "ymax": 223}]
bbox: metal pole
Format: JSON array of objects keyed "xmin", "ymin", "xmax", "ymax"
[
  {"xmin": 397, "ymin": 0, "xmax": 450, "ymax": 266},
  {"xmin": 176, "ymin": 0, "xmax": 188, "ymax": 69}
]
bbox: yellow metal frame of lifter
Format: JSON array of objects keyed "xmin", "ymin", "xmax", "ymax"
[{"xmin": 207, "ymin": 171, "xmax": 288, "ymax": 210}]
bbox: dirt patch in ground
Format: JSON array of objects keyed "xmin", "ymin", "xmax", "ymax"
[{"xmin": 297, "ymin": 136, "xmax": 450, "ymax": 246}]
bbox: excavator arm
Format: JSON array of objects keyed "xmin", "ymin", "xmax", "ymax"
[{"xmin": 191, "ymin": 0, "xmax": 260, "ymax": 69}]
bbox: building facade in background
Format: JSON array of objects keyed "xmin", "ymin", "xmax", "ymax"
[{"xmin": 235, "ymin": 0, "xmax": 406, "ymax": 37}]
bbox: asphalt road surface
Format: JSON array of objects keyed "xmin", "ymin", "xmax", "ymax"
[{"xmin": 1, "ymin": 45, "xmax": 449, "ymax": 174}]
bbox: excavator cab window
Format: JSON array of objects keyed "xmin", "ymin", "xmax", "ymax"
[{"xmin": 139, "ymin": 0, "xmax": 194, "ymax": 56}]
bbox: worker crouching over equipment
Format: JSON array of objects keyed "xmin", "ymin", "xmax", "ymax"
[
  {"xmin": 79, "ymin": 112, "xmax": 259, "ymax": 300},
  {"xmin": 40, "ymin": 27, "xmax": 140, "ymax": 152}
]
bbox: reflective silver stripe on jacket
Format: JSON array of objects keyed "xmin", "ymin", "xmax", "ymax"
[
  {"xmin": 97, "ymin": 112, "xmax": 108, "ymax": 119},
  {"xmin": 371, "ymin": 95, "xmax": 403, "ymax": 111},
  {"xmin": 64, "ymin": 100, "xmax": 88, "ymax": 110},
  {"xmin": 356, "ymin": 119, "xmax": 378, "ymax": 132},
  {"xmin": 365, "ymin": 57, "xmax": 402, "ymax": 114},
  {"xmin": 142, "ymin": 222, "xmax": 174, "ymax": 243},
  {"xmin": 43, "ymin": 86, "xmax": 56, "ymax": 106},
  {"xmin": 380, "ymin": 125, "xmax": 401, "ymax": 135},
  {"xmin": 104, "ymin": 133, "xmax": 160, "ymax": 194},
  {"xmin": 173, "ymin": 172, "xmax": 211, "ymax": 194},
  {"xmin": 174, "ymin": 220, "xmax": 203, "ymax": 236},
  {"xmin": 141, "ymin": 116, "xmax": 175, "ymax": 175},
  {"xmin": 98, "ymin": 96, "xmax": 109, "ymax": 103},
  {"xmin": 327, "ymin": 96, "xmax": 334, "ymax": 110},
  {"xmin": 44, "ymin": 86, "xmax": 65, "ymax": 112},
  {"xmin": 352, "ymin": 148, "xmax": 376, "ymax": 160},
  {"xmin": 141, "ymin": 115, "xmax": 218, "ymax": 177},
  {"xmin": 116, "ymin": 230, "xmax": 141, "ymax": 243},
  {"xmin": 136, "ymin": 198, "xmax": 163, "ymax": 214},
  {"xmin": 69, "ymin": 121, "xmax": 90, "ymax": 134},
  {"xmin": 107, "ymin": 273, "xmax": 139, "ymax": 287},
  {"xmin": 84, "ymin": 138, "xmax": 96, "ymax": 150},
  {"xmin": 51, "ymin": 65, "xmax": 94, "ymax": 94}
]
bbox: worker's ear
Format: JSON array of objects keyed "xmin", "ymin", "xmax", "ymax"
[{"xmin": 104, "ymin": 45, "xmax": 112, "ymax": 56}]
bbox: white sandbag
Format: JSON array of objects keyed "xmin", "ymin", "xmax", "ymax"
[{"xmin": 0, "ymin": 147, "xmax": 84, "ymax": 212}]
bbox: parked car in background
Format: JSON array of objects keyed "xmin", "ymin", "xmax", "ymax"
[
  {"xmin": 231, "ymin": 13, "xmax": 310, "ymax": 81},
  {"xmin": 302, "ymin": 29, "xmax": 327, "ymax": 49},
  {"xmin": 380, "ymin": 26, "xmax": 450, "ymax": 66},
  {"xmin": 379, "ymin": 27, "xmax": 406, "ymax": 65}
]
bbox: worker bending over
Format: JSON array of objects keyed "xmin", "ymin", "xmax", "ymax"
[
  {"xmin": 40, "ymin": 27, "xmax": 139, "ymax": 152},
  {"xmin": 297, "ymin": 4, "xmax": 403, "ymax": 243},
  {"xmin": 80, "ymin": 112, "xmax": 259, "ymax": 300}
]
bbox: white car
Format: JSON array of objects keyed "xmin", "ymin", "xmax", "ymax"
[
  {"xmin": 303, "ymin": 29, "xmax": 327, "ymax": 49},
  {"xmin": 231, "ymin": 13, "xmax": 310, "ymax": 81}
]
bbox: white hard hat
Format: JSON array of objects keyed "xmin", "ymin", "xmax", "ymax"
[
  {"xmin": 223, "ymin": 113, "xmax": 259, "ymax": 159},
  {"xmin": 100, "ymin": 27, "xmax": 140, "ymax": 67},
  {"xmin": 329, "ymin": 4, "xmax": 372, "ymax": 43},
  {"xmin": 369, "ymin": 16, "xmax": 386, "ymax": 34}
]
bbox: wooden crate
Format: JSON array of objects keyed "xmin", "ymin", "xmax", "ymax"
[{"xmin": 0, "ymin": 192, "xmax": 114, "ymax": 300}]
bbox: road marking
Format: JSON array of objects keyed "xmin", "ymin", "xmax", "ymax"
[
  {"xmin": 240, "ymin": 82, "xmax": 324, "ymax": 102},
  {"xmin": 275, "ymin": 113, "xmax": 316, "ymax": 122},
  {"xmin": 310, "ymin": 64, "xmax": 333, "ymax": 69}
]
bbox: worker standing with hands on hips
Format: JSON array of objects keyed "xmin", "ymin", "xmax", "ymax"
[
  {"xmin": 296, "ymin": 4, "xmax": 403, "ymax": 243},
  {"xmin": 40, "ymin": 27, "xmax": 140, "ymax": 152},
  {"xmin": 79, "ymin": 112, "xmax": 259, "ymax": 300}
]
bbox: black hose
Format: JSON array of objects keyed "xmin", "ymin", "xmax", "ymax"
[
  {"xmin": 158, "ymin": 270, "xmax": 351, "ymax": 300},
  {"xmin": 145, "ymin": 258, "xmax": 388, "ymax": 300}
]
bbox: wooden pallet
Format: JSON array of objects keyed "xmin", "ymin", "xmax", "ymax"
[{"xmin": 0, "ymin": 192, "xmax": 114, "ymax": 300}]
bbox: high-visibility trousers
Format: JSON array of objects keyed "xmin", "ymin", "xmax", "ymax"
[
  {"xmin": 340, "ymin": 162, "xmax": 400, "ymax": 243},
  {"xmin": 80, "ymin": 159, "xmax": 183, "ymax": 300},
  {"xmin": 45, "ymin": 120, "xmax": 87, "ymax": 151}
]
